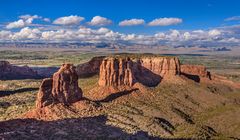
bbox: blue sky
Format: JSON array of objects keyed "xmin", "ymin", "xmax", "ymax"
[
  {"xmin": 0, "ymin": 0, "xmax": 240, "ymax": 45},
  {"xmin": 1, "ymin": 0, "xmax": 240, "ymax": 33}
]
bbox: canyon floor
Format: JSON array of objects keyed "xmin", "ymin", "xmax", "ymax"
[{"xmin": 0, "ymin": 49, "xmax": 240, "ymax": 139}]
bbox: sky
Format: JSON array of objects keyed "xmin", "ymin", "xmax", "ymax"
[{"xmin": 0, "ymin": 0, "xmax": 240, "ymax": 46}]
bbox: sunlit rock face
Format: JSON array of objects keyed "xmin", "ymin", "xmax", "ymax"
[
  {"xmin": 181, "ymin": 65, "xmax": 211, "ymax": 82},
  {"xmin": 98, "ymin": 56, "xmax": 181, "ymax": 87},
  {"xmin": 98, "ymin": 57, "xmax": 135, "ymax": 87},
  {"xmin": 36, "ymin": 64, "xmax": 83, "ymax": 108}
]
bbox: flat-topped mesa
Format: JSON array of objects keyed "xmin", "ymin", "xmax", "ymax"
[
  {"xmin": 98, "ymin": 57, "xmax": 135, "ymax": 87},
  {"xmin": 180, "ymin": 65, "xmax": 211, "ymax": 82},
  {"xmin": 98, "ymin": 56, "xmax": 181, "ymax": 87},
  {"xmin": 36, "ymin": 64, "xmax": 83, "ymax": 108},
  {"xmin": 0, "ymin": 61, "xmax": 39, "ymax": 80},
  {"xmin": 136, "ymin": 57, "xmax": 181, "ymax": 77},
  {"xmin": 76, "ymin": 56, "xmax": 105, "ymax": 78}
]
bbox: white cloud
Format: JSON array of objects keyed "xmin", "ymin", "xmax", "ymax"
[
  {"xmin": 6, "ymin": 14, "xmax": 49, "ymax": 29},
  {"xmin": 53, "ymin": 15, "xmax": 84, "ymax": 25},
  {"xmin": 154, "ymin": 32, "xmax": 166, "ymax": 39},
  {"xmin": 0, "ymin": 30, "xmax": 12, "ymax": 39},
  {"xmin": 6, "ymin": 19, "xmax": 26, "ymax": 29},
  {"xmin": 148, "ymin": 18, "xmax": 182, "ymax": 26},
  {"xmin": 43, "ymin": 18, "xmax": 51, "ymax": 22},
  {"xmin": 89, "ymin": 16, "xmax": 112, "ymax": 26},
  {"xmin": 183, "ymin": 32, "xmax": 191, "ymax": 40},
  {"xmin": 208, "ymin": 29, "xmax": 221, "ymax": 37},
  {"xmin": 119, "ymin": 19, "xmax": 145, "ymax": 26},
  {"xmin": 12, "ymin": 27, "xmax": 41, "ymax": 39},
  {"xmin": 225, "ymin": 16, "xmax": 240, "ymax": 21}
]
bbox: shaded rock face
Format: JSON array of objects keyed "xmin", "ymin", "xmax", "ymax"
[
  {"xmin": 98, "ymin": 57, "xmax": 135, "ymax": 86},
  {"xmin": 36, "ymin": 64, "xmax": 83, "ymax": 108},
  {"xmin": 36, "ymin": 78, "xmax": 54, "ymax": 108},
  {"xmin": 181, "ymin": 65, "xmax": 211, "ymax": 82},
  {"xmin": 0, "ymin": 61, "xmax": 39, "ymax": 80},
  {"xmin": 76, "ymin": 56, "xmax": 105, "ymax": 78},
  {"xmin": 98, "ymin": 56, "xmax": 181, "ymax": 87}
]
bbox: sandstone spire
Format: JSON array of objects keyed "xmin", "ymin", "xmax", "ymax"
[{"xmin": 36, "ymin": 64, "xmax": 83, "ymax": 108}]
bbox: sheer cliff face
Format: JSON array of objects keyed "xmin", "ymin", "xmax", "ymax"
[
  {"xmin": 36, "ymin": 64, "xmax": 83, "ymax": 108},
  {"xmin": 136, "ymin": 57, "xmax": 181, "ymax": 77},
  {"xmin": 98, "ymin": 57, "xmax": 135, "ymax": 87},
  {"xmin": 98, "ymin": 56, "xmax": 181, "ymax": 87},
  {"xmin": 181, "ymin": 65, "xmax": 211, "ymax": 78}
]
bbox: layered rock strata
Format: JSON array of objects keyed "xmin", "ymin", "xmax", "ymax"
[
  {"xmin": 36, "ymin": 64, "xmax": 83, "ymax": 108},
  {"xmin": 181, "ymin": 65, "xmax": 211, "ymax": 81},
  {"xmin": 98, "ymin": 56, "xmax": 181, "ymax": 87},
  {"xmin": 98, "ymin": 57, "xmax": 135, "ymax": 86}
]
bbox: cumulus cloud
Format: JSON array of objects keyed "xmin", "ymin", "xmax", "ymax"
[
  {"xmin": 0, "ymin": 30, "xmax": 12, "ymax": 40},
  {"xmin": 119, "ymin": 19, "xmax": 145, "ymax": 26},
  {"xmin": 6, "ymin": 14, "xmax": 49, "ymax": 29},
  {"xmin": 88, "ymin": 16, "xmax": 112, "ymax": 26},
  {"xmin": 1, "ymin": 14, "xmax": 240, "ymax": 46},
  {"xmin": 148, "ymin": 18, "xmax": 182, "ymax": 26},
  {"xmin": 43, "ymin": 18, "xmax": 51, "ymax": 22},
  {"xmin": 208, "ymin": 29, "xmax": 221, "ymax": 37},
  {"xmin": 225, "ymin": 16, "xmax": 240, "ymax": 21},
  {"xmin": 53, "ymin": 15, "xmax": 84, "ymax": 25},
  {"xmin": 11, "ymin": 27, "xmax": 41, "ymax": 40},
  {"xmin": 6, "ymin": 19, "xmax": 26, "ymax": 29}
]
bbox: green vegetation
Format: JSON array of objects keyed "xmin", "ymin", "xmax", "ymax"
[
  {"xmin": 0, "ymin": 50, "xmax": 99, "ymax": 66},
  {"xmin": 0, "ymin": 50, "xmax": 240, "ymax": 139}
]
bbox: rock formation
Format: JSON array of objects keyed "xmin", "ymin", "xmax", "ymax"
[
  {"xmin": 98, "ymin": 56, "xmax": 181, "ymax": 87},
  {"xmin": 180, "ymin": 65, "xmax": 211, "ymax": 82},
  {"xmin": 98, "ymin": 57, "xmax": 135, "ymax": 86},
  {"xmin": 76, "ymin": 56, "xmax": 105, "ymax": 78},
  {"xmin": 36, "ymin": 64, "xmax": 83, "ymax": 108},
  {"xmin": 135, "ymin": 57, "xmax": 181, "ymax": 77},
  {"xmin": 0, "ymin": 61, "xmax": 39, "ymax": 80},
  {"xmin": 36, "ymin": 78, "xmax": 53, "ymax": 108}
]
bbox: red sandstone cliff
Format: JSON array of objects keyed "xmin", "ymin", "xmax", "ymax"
[
  {"xmin": 181, "ymin": 65, "xmax": 211, "ymax": 82},
  {"xmin": 98, "ymin": 56, "xmax": 181, "ymax": 87},
  {"xmin": 76, "ymin": 56, "xmax": 105, "ymax": 78},
  {"xmin": 98, "ymin": 57, "xmax": 135, "ymax": 86},
  {"xmin": 36, "ymin": 64, "xmax": 83, "ymax": 108}
]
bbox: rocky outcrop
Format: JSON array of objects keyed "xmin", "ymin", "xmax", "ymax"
[
  {"xmin": 76, "ymin": 56, "xmax": 105, "ymax": 78},
  {"xmin": 180, "ymin": 65, "xmax": 211, "ymax": 82},
  {"xmin": 36, "ymin": 78, "xmax": 54, "ymax": 108},
  {"xmin": 0, "ymin": 61, "xmax": 39, "ymax": 80},
  {"xmin": 36, "ymin": 64, "xmax": 83, "ymax": 108},
  {"xmin": 98, "ymin": 57, "xmax": 135, "ymax": 86},
  {"xmin": 98, "ymin": 56, "xmax": 181, "ymax": 87},
  {"xmin": 135, "ymin": 57, "xmax": 181, "ymax": 77}
]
